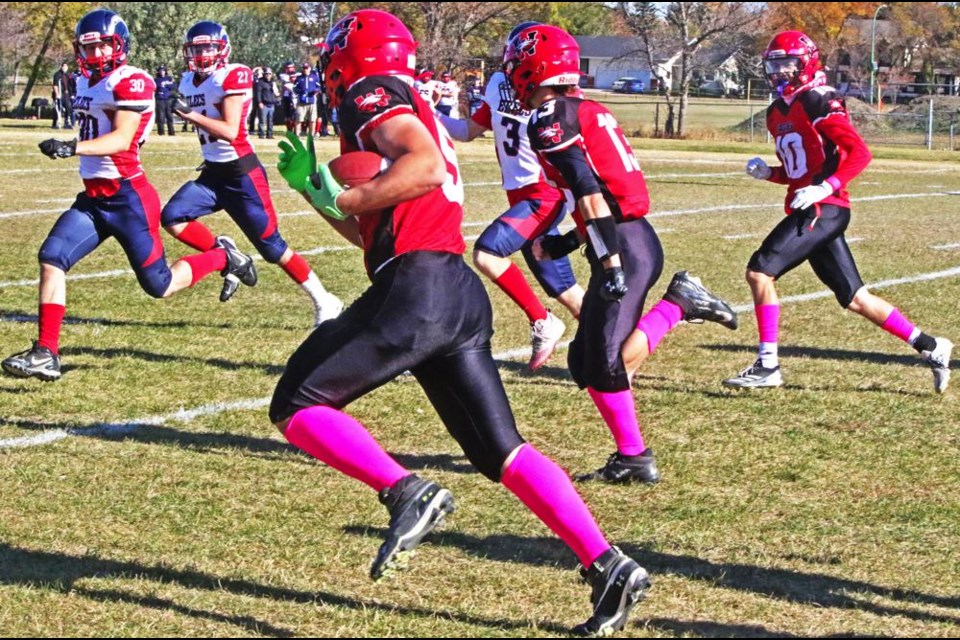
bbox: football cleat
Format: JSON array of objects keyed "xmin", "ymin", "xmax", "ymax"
[
  {"xmin": 370, "ymin": 474, "xmax": 455, "ymax": 581},
  {"xmin": 663, "ymin": 271, "xmax": 738, "ymax": 330},
  {"xmin": 529, "ymin": 311, "xmax": 566, "ymax": 370},
  {"xmin": 2, "ymin": 341, "xmax": 61, "ymax": 381},
  {"xmin": 577, "ymin": 449, "xmax": 661, "ymax": 484},
  {"xmin": 722, "ymin": 359, "xmax": 783, "ymax": 389},
  {"xmin": 921, "ymin": 337, "xmax": 953, "ymax": 394},
  {"xmin": 314, "ymin": 290, "xmax": 344, "ymax": 326},
  {"xmin": 215, "ymin": 235, "xmax": 257, "ymax": 302},
  {"xmin": 573, "ymin": 546, "xmax": 651, "ymax": 637}
]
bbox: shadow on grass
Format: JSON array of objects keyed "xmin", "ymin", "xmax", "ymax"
[
  {"xmin": 0, "ymin": 309, "xmax": 233, "ymax": 331},
  {"xmin": 61, "ymin": 346, "xmax": 285, "ymax": 376},
  {"xmin": 0, "ymin": 542, "xmax": 568, "ymax": 635},
  {"xmin": 703, "ymin": 343, "xmax": 960, "ymax": 370},
  {"xmin": 0, "ymin": 416, "xmax": 475, "ymax": 475},
  {"xmin": 643, "ymin": 618, "xmax": 882, "ymax": 638},
  {"xmin": 343, "ymin": 530, "xmax": 960, "ymax": 626}
]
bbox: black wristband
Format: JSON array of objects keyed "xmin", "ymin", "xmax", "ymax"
[{"xmin": 585, "ymin": 216, "xmax": 620, "ymax": 262}]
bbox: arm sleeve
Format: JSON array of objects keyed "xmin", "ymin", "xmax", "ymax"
[
  {"xmin": 438, "ymin": 112, "xmax": 470, "ymax": 142},
  {"xmin": 471, "ymin": 101, "xmax": 492, "ymax": 129},
  {"xmin": 816, "ymin": 114, "xmax": 872, "ymax": 189},
  {"xmin": 543, "ymin": 145, "xmax": 602, "ymax": 200}
]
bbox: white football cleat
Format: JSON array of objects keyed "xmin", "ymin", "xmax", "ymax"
[{"xmin": 921, "ymin": 337, "xmax": 953, "ymax": 393}]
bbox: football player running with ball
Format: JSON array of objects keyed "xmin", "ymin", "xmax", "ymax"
[
  {"xmin": 436, "ymin": 21, "xmax": 585, "ymax": 372},
  {"xmin": 2, "ymin": 10, "xmax": 255, "ymax": 382},
  {"xmin": 723, "ymin": 31, "xmax": 953, "ymax": 392},
  {"xmin": 161, "ymin": 21, "xmax": 342, "ymax": 324},
  {"xmin": 269, "ymin": 10, "xmax": 650, "ymax": 636},
  {"xmin": 504, "ymin": 24, "xmax": 738, "ymax": 484}
]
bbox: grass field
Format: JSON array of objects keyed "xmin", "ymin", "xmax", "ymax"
[{"xmin": 0, "ymin": 117, "xmax": 958, "ymax": 637}]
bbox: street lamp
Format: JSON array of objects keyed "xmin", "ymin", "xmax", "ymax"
[{"xmin": 870, "ymin": 4, "xmax": 889, "ymax": 106}]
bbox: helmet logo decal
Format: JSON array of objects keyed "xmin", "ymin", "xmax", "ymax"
[
  {"xmin": 517, "ymin": 30, "xmax": 539, "ymax": 60},
  {"xmin": 329, "ymin": 16, "xmax": 357, "ymax": 53}
]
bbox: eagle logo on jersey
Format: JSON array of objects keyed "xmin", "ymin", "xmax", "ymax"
[
  {"xmin": 537, "ymin": 122, "xmax": 563, "ymax": 145},
  {"xmin": 354, "ymin": 87, "xmax": 391, "ymax": 113},
  {"xmin": 328, "ymin": 16, "xmax": 357, "ymax": 53},
  {"xmin": 517, "ymin": 31, "xmax": 539, "ymax": 60},
  {"xmin": 777, "ymin": 122, "xmax": 794, "ymax": 134}
]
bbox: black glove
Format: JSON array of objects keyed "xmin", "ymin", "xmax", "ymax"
[
  {"xmin": 538, "ymin": 229, "xmax": 580, "ymax": 260},
  {"xmin": 173, "ymin": 97, "xmax": 190, "ymax": 114},
  {"xmin": 600, "ymin": 266, "xmax": 628, "ymax": 302},
  {"xmin": 38, "ymin": 138, "xmax": 77, "ymax": 159}
]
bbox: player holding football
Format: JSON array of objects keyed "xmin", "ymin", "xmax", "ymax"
[
  {"xmin": 2, "ymin": 9, "xmax": 255, "ymax": 382},
  {"xmin": 723, "ymin": 31, "xmax": 953, "ymax": 392},
  {"xmin": 504, "ymin": 24, "xmax": 738, "ymax": 483},
  {"xmin": 436, "ymin": 21, "xmax": 584, "ymax": 371},
  {"xmin": 162, "ymin": 21, "xmax": 342, "ymax": 324},
  {"xmin": 270, "ymin": 10, "xmax": 650, "ymax": 636}
]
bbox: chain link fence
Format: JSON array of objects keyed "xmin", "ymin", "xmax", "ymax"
[{"xmin": 590, "ymin": 89, "xmax": 959, "ymax": 150}]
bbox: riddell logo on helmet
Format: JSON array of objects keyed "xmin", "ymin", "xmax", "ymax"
[
  {"xmin": 517, "ymin": 31, "xmax": 539, "ymax": 59},
  {"xmin": 355, "ymin": 88, "xmax": 391, "ymax": 112},
  {"xmin": 538, "ymin": 122, "xmax": 563, "ymax": 144},
  {"xmin": 329, "ymin": 16, "xmax": 357, "ymax": 52}
]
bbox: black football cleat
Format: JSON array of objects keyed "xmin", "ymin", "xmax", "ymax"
[
  {"xmin": 370, "ymin": 474, "xmax": 455, "ymax": 581},
  {"xmin": 577, "ymin": 449, "xmax": 661, "ymax": 484},
  {"xmin": 215, "ymin": 235, "xmax": 257, "ymax": 302},
  {"xmin": 573, "ymin": 547, "xmax": 651, "ymax": 637},
  {"xmin": 2, "ymin": 341, "xmax": 61, "ymax": 381},
  {"xmin": 663, "ymin": 271, "xmax": 738, "ymax": 330}
]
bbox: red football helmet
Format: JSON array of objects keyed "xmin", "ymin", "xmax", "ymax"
[
  {"xmin": 763, "ymin": 30, "xmax": 820, "ymax": 98},
  {"xmin": 503, "ymin": 24, "xmax": 581, "ymax": 107},
  {"xmin": 319, "ymin": 9, "xmax": 418, "ymax": 108}
]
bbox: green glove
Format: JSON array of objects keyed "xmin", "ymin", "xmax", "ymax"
[
  {"xmin": 277, "ymin": 131, "xmax": 315, "ymax": 193},
  {"xmin": 305, "ymin": 163, "xmax": 347, "ymax": 221}
]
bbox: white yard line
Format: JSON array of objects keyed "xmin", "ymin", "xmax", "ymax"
[
  {"xmin": 4, "ymin": 263, "xmax": 960, "ymax": 451},
  {"xmin": 931, "ymin": 243, "xmax": 960, "ymax": 251}
]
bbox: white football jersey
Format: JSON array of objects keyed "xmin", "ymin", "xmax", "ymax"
[
  {"xmin": 73, "ymin": 65, "xmax": 155, "ymax": 181},
  {"xmin": 473, "ymin": 71, "xmax": 543, "ymax": 191},
  {"xmin": 414, "ymin": 79, "xmax": 438, "ymax": 104},
  {"xmin": 179, "ymin": 63, "xmax": 254, "ymax": 163}
]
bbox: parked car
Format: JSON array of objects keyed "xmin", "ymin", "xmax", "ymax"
[
  {"xmin": 620, "ymin": 79, "xmax": 645, "ymax": 94},
  {"xmin": 612, "ymin": 76, "xmax": 641, "ymax": 92}
]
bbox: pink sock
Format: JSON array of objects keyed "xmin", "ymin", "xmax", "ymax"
[
  {"xmin": 284, "ymin": 406, "xmax": 409, "ymax": 492},
  {"xmin": 756, "ymin": 304, "xmax": 780, "ymax": 344},
  {"xmin": 636, "ymin": 299, "xmax": 683, "ymax": 353},
  {"xmin": 501, "ymin": 444, "xmax": 611, "ymax": 567},
  {"xmin": 587, "ymin": 388, "xmax": 645, "ymax": 456},
  {"xmin": 881, "ymin": 308, "xmax": 916, "ymax": 344}
]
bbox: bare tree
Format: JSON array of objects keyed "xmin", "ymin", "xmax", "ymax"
[{"xmin": 619, "ymin": 2, "xmax": 764, "ymax": 137}]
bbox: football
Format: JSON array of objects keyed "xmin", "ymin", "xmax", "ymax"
[{"xmin": 328, "ymin": 151, "xmax": 391, "ymax": 188}]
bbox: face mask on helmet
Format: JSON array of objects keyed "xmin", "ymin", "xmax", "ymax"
[
  {"xmin": 764, "ymin": 57, "xmax": 801, "ymax": 94},
  {"xmin": 183, "ymin": 22, "xmax": 231, "ymax": 75},
  {"xmin": 73, "ymin": 9, "xmax": 130, "ymax": 78}
]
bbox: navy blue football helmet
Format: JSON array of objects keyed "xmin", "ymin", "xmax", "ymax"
[
  {"xmin": 73, "ymin": 9, "xmax": 130, "ymax": 77},
  {"xmin": 183, "ymin": 21, "xmax": 231, "ymax": 75}
]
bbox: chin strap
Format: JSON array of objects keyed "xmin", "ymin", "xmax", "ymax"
[{"xmin": 782, "ymin": 70, "xmax": 828, "ymax": 105}]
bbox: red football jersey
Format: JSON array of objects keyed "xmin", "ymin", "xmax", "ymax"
[
  {"xmin": 339, "ymin": 76, "xmax": 466, "ymax": 277},
  {"xmin": 528, "ymin": 96, "xmax": 649, "ymax": 228},
  {"xmin": 766, "ymin": 86, "xmax": 872, "ymax": 213}
]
